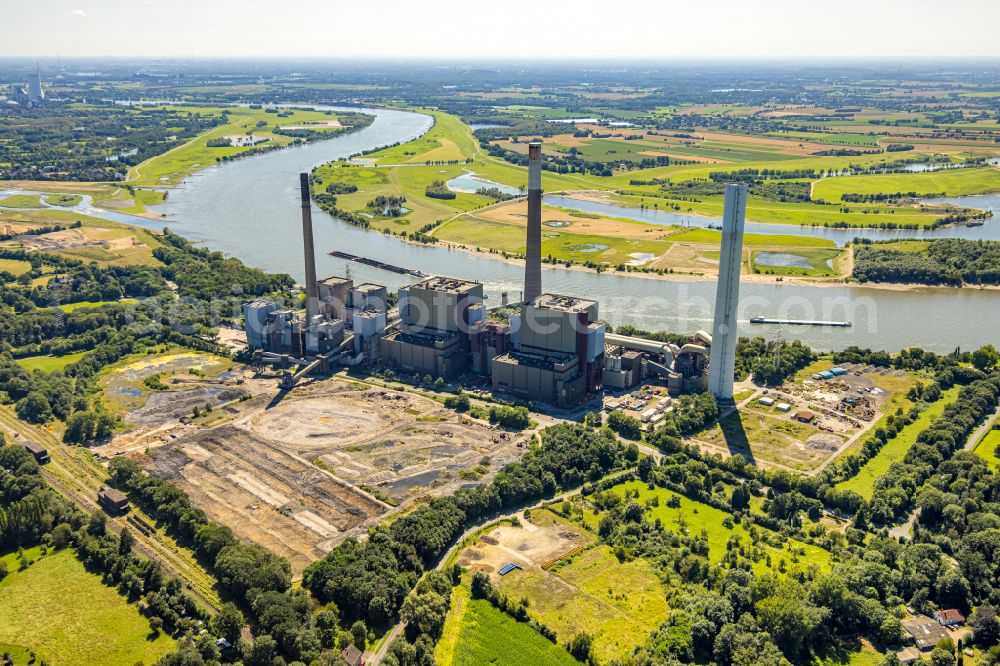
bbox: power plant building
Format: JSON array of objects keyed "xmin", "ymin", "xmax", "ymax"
[
  {"xmin": 491, "ymin": 294, "xmax": 605, "ymax": 407},
  {"xmin": 382, "ymin": 277, "xmax": 485, "ymax": 379}
]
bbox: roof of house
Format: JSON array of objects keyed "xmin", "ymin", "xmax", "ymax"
[
  {"xmin": 797, "ymin": 410, "xmax": 816, "ymax": 419},
  {"xmin": 902, "ymin": 616, "xmax": 950, "ymax": 649},
  {"xmin": 896, "ymin": 647, "xmax": 922, "ymax": 663},
  {"xmin": 937, "ymin": 609, "xmax": 965, "ymax": 623},
  {"xmin": 342, "ymin": 645, "xmax": 363, "ymax": 665}
]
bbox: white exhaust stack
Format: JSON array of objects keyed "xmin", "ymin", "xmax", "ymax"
[
  {"xmin": 707, "ymin": 183, "xmax": 748, "ymax": 399},
  {"xmin": 299, "ymin": 173, "xmax": 320, "ymax": 322},
  {"xmin": 523, "ymin": 142, "xmax": 543, "ymax": 304}
]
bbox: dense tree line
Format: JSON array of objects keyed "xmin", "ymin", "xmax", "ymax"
[
  {"xmin": 862, "ymin": 374, "xmax": 1000, "ymax": 526},
  {"xmin": 155, "ymin": 230, "xmax": 293, "ymax": 301},
  {"xmin": 735, "ymin": 338, "xmax": 815, "ymax": 386},
  {"xmin": 854, "ymin": 239, "xmax": 1000, "ymax": 286}
]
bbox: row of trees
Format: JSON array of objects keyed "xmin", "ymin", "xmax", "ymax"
[{"xmin": 854, "ymin": 239, "xmax": 1000, "ymax": 286}]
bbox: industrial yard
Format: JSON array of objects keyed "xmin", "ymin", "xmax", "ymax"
[
  {"xmin": 689, "ymin": 360, "xmax": 917, "ymax": 473},
  {"xmin": 97, "ymin": 374, "xmax": 531, "ymax": 573}
]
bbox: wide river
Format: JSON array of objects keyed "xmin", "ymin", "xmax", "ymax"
[{"xmin": 141, "ymin": 106, "xmax": 1000, "ymax": 353}]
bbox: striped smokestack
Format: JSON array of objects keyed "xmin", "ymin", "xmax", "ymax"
[
  {"xmin": 523, "ymin": 142, "xmax": 543, "ymax": 304},
  {"xmin": 299, "ymin": 173, "xmax": 320, "ymax": 322}
]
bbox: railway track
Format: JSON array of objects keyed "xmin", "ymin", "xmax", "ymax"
[{"xmin": 0, "ymin": 408, "xmax": 221, "ymax": 613}]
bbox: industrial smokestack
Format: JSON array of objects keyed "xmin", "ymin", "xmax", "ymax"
[
  {"xmin": 299, "ymin": 173, "xmax": 320, "ymax": 322},
  {"xmin": 523, "ymin": 142, "xmax": 543, "ymax": 304},
  {"xmin": 707, "ymin": 183, "xmax": 748, "ymax": 400}
]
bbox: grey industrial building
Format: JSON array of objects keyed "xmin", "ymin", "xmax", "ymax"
[
  {"xmin": 491, "ymin": 293, "xmax": 605, "ymax": 407},
  {"xmin": 382, "ymin": 277, "xmax": 485, "ymax": 379}
]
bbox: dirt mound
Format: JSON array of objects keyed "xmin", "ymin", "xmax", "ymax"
[{"xmin": 806, "ymin": 433, "xmax": 842, "ymax": 452}]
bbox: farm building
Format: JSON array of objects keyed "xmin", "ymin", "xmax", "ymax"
[
  {"xmin": 935, "ymin": 609, "xmax": 965, "ymax": 627},
  {"xmin": 795, "ymin": 410, "xmax": 816, "ymax": 423},
  {"xmin": 98, "ymin": 486, "xmax": 130, "ymax": 515},
  {"xmin": 896, "ymin": 647, "xmax": 921, "ymax": 665},
  {"xmin": 776, "ymin": 402, "xmax": 792, "ymax": 412},
  {"xmin": 21, "ymin": 440, "xmax": 49, "ymax": 464},
  {"xmin": 758, "ymin": 396, "xmax": 775, "ymax": 406},
  {"xmin": 902, "ymin": 615, "xmax": 950, "ymax": 651}
]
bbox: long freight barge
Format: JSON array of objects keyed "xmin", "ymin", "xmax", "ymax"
[
  {"xmin": 750, "ymin": 316, "xmax": 852, "ymax": 327},
  {"xmin": 328, "ymin": 250, "xmax": 429, "ymax": 278}
]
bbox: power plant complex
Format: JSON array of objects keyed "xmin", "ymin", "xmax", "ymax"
[{"xmin": 244, "ymin": 148, "xmax": 747, "ymax": 406}]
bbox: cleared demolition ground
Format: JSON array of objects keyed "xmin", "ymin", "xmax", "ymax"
[
  {"xmin": 691, "ymin": 361, "xmax": 917, "ymax": 474},
  {"xmin": 103, "ymin": 377, "xmax": 529, "ymax": 573},
  {"xmin": 241, "ymin": 380, "xmax": 529, "ymax": 502},
  {"xmin": 145, "ymin": 423, "xmax": 386, "ymax": 572}
]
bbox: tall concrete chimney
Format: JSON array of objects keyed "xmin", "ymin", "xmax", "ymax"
[
  {"xmin": 523, "ymin": 142, "xmax": 543, "ymax": 304},
  {"xmin": 707, "ymin": 183, "xmax": 748, "ymax": 399},
  {"xmin": 299, "ymin": 173, "xmax": 320, "ymax": 322}
]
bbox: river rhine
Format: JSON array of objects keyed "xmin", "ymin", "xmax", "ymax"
[{"xmin": 145, "ymin": 106, "xmax": 1000, "ymax": 353}]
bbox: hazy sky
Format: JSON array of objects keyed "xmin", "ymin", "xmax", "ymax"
[{"xmin": 4, "ymin": 0, "xmax": 999, "ymax": 59}]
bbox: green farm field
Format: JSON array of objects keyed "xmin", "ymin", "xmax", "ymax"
[
  {"xmin": 436, "ymin": 586, "xmax": 581, "ymax": 666},
  {"xmin": 0, "ymin": 548, "xmax": 176, "ymax": 666},
  {"xmin": 496, "ymin": 544, "xmax": 669, "ymax": 662},
  {"xmin": 16, "ymin": 351, "xmax": 88, "ymax": 372},
  {"xmin": 973, "ymin": 426, "xmax": 1000, "ymax": 470},
  {"xmin": 812, "ymin": 166, "xmax": 1000, "ymax": 202},
  {"xmin": 836, "ymin": 387, "xmax": 961, "ymax": 499},
  {"xmin": 0, "ymin": 257, "xmax": 32, "ymax": 275},
  {"xmin": 127, "ymin": 105, "xmax": 357, "ymax": 187}
]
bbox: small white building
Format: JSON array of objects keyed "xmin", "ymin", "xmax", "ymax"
[
  {"xmin": 758, "ymin": 396, "xmax": 775, "ymax": 406},
  {"xmin": 776, "ymin": 402, "xmax": 792, "ymax": 412}
]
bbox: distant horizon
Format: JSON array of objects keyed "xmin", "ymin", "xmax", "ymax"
[{"xmin": 5, "ymin": 0, "xmax": 1000, "ymax": 60}]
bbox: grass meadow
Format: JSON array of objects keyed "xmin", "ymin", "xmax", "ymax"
[
  {"xmin": 836, "ymin": 387, "xmax": 960, "ymax": 499},
  {"xmin": 0, "ymin": 548, "xmax": 176, "ymax": 666}
]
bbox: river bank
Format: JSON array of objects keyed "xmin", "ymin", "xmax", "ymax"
[{"xmin": 6, "ymin": 104, "xmax": 998, "ymax": 353}]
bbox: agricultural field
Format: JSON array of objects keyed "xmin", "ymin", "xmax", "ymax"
[
  {"xmin": 836, "ymin": 386, "xmax": 961, "ymax": 499},
  {"xmin": 973, "ymin": 426, "xmax": 1000, "ymax": 470},
  {"xmin": 812, "ymin": 166, "xmax": 1000, "ymax": 202},
  {"xmin": 0, "ymin": 257, "xmax": 32, "ymax": 275},
  {"xmin": 436, "ymin": 587, "xmax": 582, "ymax": 666},
  {"xmin": 455, "ymin": 509, "xmax": 666, "ymax": 663},
  {"xmin": 435, "ymin": 198, "xmax": 846, "ymax": 278},
  {"xmin": 0, "ymin": 548, "xmax": 176, "ymax": 666},
  {"xmin": 127, "ymin": 105, "xmax": 368, "ymax": 187}
]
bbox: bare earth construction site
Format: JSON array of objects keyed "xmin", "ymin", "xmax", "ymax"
[{"xmin": 99, "ymin": 376, "xmax": 529, "ymax": 573}]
